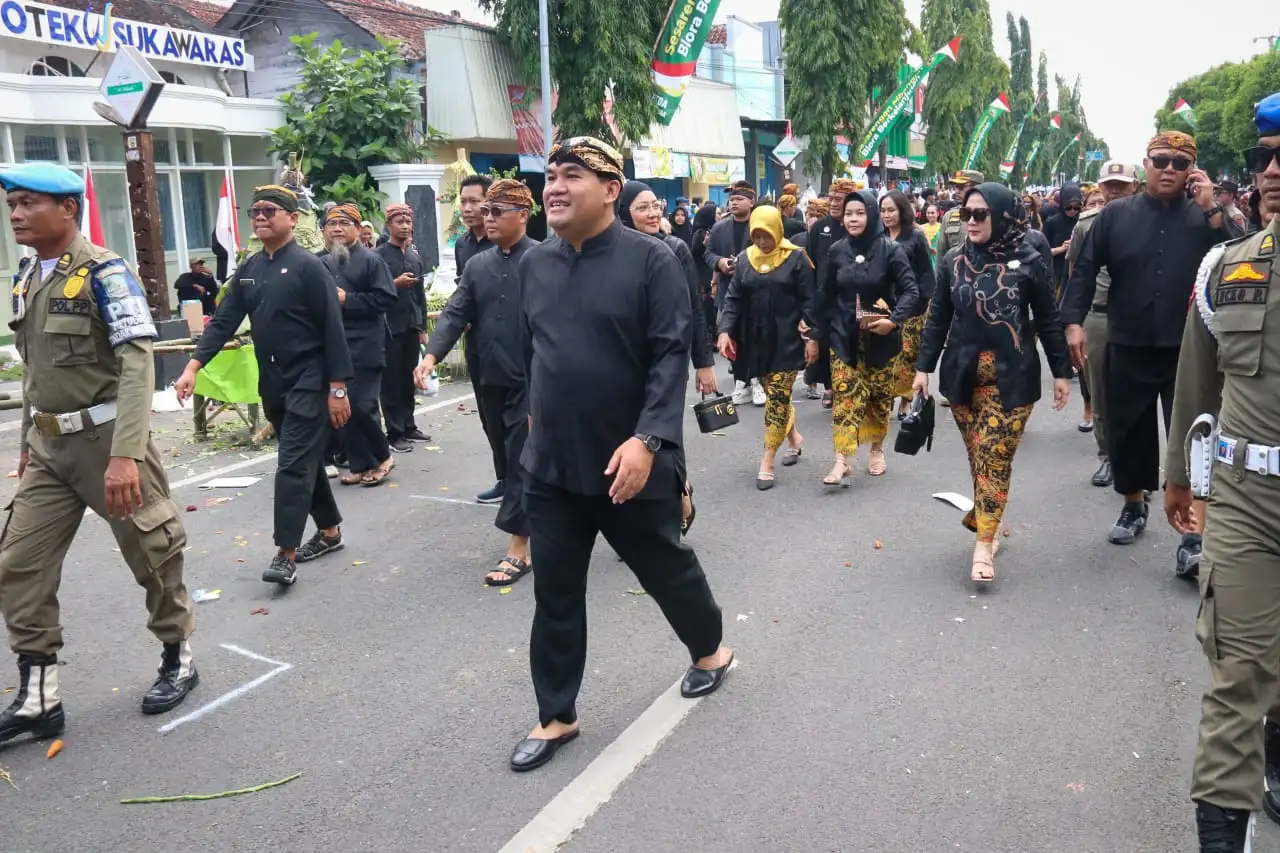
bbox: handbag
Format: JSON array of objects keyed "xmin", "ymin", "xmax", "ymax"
[
  {"xmin": 692, "ymin": 392, "xmax": 739, "ymax": 434},
  {"xmin": 894, "ymin": 392, "xmax": 935, "ymax": 456}
]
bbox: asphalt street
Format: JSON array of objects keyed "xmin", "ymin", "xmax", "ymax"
[{"xmin": 0, "ymin": 360, "xmax": 1264, "ymax": 853}]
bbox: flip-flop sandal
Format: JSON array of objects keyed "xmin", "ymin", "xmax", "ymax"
[
  {"xmin": 868, "ymin": 451, "xmax": 887, "ymax": 476},
  {"xmin": 486, "ymin": 556, "xmax": 532, "ymax": 586},
  {"xmin": 781, "ymin": 447, "xmax": 803, "ymax": 467},
  {"xmin": 362, "ymin": 458, "xmax": 396, "ymax": 486},
  {"xmin": 340, "ymin": 473, "xmax": 365, "ymax": 486},
  {"xmin": 971, "ymin": 557, "xmax": 995, "ymax": 583}
]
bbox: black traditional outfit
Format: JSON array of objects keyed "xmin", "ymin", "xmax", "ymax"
[
  {"xmin": 689, "ymin": 202, "xmax": 719, "ymax": 347},
  {"xmin": 454, "ymin": 227, "xmax": 503, "ymax": 482},
  {"xmin": 376, "ymin": 203, "xmax": 427, "ymax": 447},
  {"xmin": 1042, "ymin": 183, "xmax": 1081, "ymax": 303}
]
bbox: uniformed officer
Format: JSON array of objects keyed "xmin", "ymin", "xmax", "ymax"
[
  {"xmin": 0, "ymin": 163, "xmax": 198, "ymax": 745},
  {"xmin": 932, "ymin": 169, "xmax": 985, "ymax": 261},
  {"xmin": 1066, "ymin": 161, "xmax": 1140, "ymax": 490},
  {"xmin": 1164, "ymin": 90, "xmax": 1280, "ymax": 853}
]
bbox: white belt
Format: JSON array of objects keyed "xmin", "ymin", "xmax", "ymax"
[
  {"xmin": 31, "ymin": 401, "xmax": 118, "ymax": 437},
  {"xmin": 1215, "ymin": 435, "xmax": 1280, "ymax": 477}
]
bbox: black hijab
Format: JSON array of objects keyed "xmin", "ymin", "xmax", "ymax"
[
  {"xmin": 670, "ymin": 206, "xmax": 693, "ymax": 245},
  {"xmin": 840, "ymin": 189, "xmax": 883, "ymax": 253},
  {"xmin": 692, "ymin": 201, "xmax": 718, "ymax": 232},
  {"xmin": 617, "ymin": 180, "xmax": 654, "ymax": 230},
  {"xmin": 960, "ymin": 182, "xmax": 1027, "ymax": 263}
]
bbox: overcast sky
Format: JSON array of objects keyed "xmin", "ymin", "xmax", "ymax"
[{"xmin": 411, "ymin": 0, "xmax": 1277, "ymax": 160}]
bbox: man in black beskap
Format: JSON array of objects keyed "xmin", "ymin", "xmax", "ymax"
[
  {"xmin": 508, "ymin": 137, "xmax": 732, "ymax": 774},
  {"xmin": 454, "ymin": 173, "xmax": 505, "ymax": 504},
  {"xmin": 704, "ymin": 180, "xmax": 760, "ymax": 405},
  {"xmin": 376, "ymin": 202, "xmax": 430, "ymax": 453},
  {"xmin": 1063, "ymin": 130, "xmax": 1240, "ymax": 558}
]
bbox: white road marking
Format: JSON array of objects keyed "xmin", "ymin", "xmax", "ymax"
[
  {"xmin": 498, "ymin": 660, "xmax": 739, "ymax": 853},
  {"xmin": 410, "ymin": 494, "xmax": 498, "ymax": 508},
  {"xmin": 157, "ymin": 643, "xmax": 293, "ymax": 734}
]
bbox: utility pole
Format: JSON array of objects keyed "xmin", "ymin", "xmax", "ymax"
[
  {"xmin": 1252, "ymin": 34, "xmax": 1279, "ymax": 52},
  {"xmin": 538, "ymin": 0, "xmax": 554, "ymax": 160}
]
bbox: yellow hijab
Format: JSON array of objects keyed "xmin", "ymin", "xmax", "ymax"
[{"xmin": 745, "ymin": 205, "xmax": 804, "ymax": 273}]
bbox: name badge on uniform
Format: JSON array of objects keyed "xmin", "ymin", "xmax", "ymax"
[
  {"xmin": 1217, "ymin": 437, "xmax": 1235, "ymax": 464},
  {"xmin": 48, "ymin": 298, "xmax": 92, "ymax": 316},
  {"xmin": 239, "ymin": 278, "xmax": 255, "ymax": 287}
]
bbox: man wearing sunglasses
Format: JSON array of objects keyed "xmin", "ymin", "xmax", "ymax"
[
  {"xmin": 1162, "ymin": 91, "xmax": 1280, "ymax": 853},
  {"xmin": 1063, "ymin": 130, "xmax": 1239, "ymax": 554}
]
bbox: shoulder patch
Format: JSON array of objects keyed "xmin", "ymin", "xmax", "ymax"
[
  {"xmin": 90, "ymin": 259, "xmax": 158, "ymax": 348},
  {"xmin": 1261, "ymin": 233, "xmax": 1274, "ymax": 256},
  {"xmin": 55, "ymin": 252, "xmax": 73, "ymax": 273}
]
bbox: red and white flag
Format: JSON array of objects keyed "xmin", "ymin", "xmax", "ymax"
[
  {"xmin": 1050, "ymin": 113, "xmax": 1063, "ymax": 131},
  {"xmin": 81, "ymin": 167, "xmax": 104, "ymax": 245},
  {"xmin": 214, "ymin": 173, "xmax": 239, "ymax": 275}
]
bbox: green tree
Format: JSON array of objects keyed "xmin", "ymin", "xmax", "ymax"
[
  {"xmin": 269, "ymin": 34, "xmax": 442, "ymax": 214},
  {"xmin": 921, "ymin": 0, "xmax": 1012, "ymax": 178},
  {"xmin": 1024, "ymin": 49, "xmax": 1052, "ymax": 186},
  {"xmin": 781, "ymin": 0, "xmax": 918, "ymax": 185},
  {"xmin": 479, "ymin": 0, "xmax": 668, "ymax": 143},
  {"xmin": 1003, "ymin": 13, "xmax": 1035, "ymax": 188}
]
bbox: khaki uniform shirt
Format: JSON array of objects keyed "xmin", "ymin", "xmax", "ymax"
[
  {"xmin": 1166, "ymin": 217, "xmax": 1280, "ymax": 487},
  {"xmin": 934, "ymin": 207, "xmax": 965, "ymax": 262},
  {"xmin": 1067, "ymin": 208, "xmax": 1110, "ymax": 307},
  {"xmin": 11, "ymin": 233, "xmax": 157, "ymax": 460}
]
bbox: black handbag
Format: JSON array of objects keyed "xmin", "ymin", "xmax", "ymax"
[
  {"xmin": 693, "ymin": 392, "xmax": 739, "ymax": 434},
  {"xmin": 894, "ymin": 392, "xmax": 935, "ymax": 456}
]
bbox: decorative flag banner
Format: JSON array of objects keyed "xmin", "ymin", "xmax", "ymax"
[
  {"xmin": 651, "ymin": 0, "xmax": 724, "ymax": 125},
  {"xmin": 961, "ymin": 92, "xmax": 1011, "ymax": 170},
  {"xmin": 998, "ymin": 92, "xmax": 1044, "ymax": 180},
  {"xmin": 1050, "ymin": 113, "xmax": 1063, "ymax": 131},
  {"xmin": 1173, "ymin": 98, "xmax": 1198, "ymax": 131},
  {"xmin": 214, "ymin": 174, "xmax": 239, "ymax": 278},
  {"xmin": 1051, "ymin": 133, "xmax": 1082, "ymax": 175},
  {"xmin": 1021, "ymin": 114, "xmax": 1062, "ymax": 180},
  {"xmin": 854, "ymin": 35, "xmax": 962, "ymax": 165},
  {"xmin": 80, "ymin": 167, "xmax": 105, "ymax": 246}
]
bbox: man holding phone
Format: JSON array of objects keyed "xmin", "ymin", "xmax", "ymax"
[{"xmin": 704, "ymin": 181, "xmax": 761, "ymax": 405}]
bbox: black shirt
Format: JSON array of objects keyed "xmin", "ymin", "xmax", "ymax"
[
  {"xmin": 321, "ymin": 244, "xmax": 398, "ymax": 369},
  {"xmin": 520, "ymin": 220, "xmax": 690, "ymax": 499},
  {"xmin": 375, "ymin": 241, "xmax": 427, "ymax": 334},
  {"xmin": 428, "ymin": 236, "xmax": 537, "ymax": 388},
  {"xmin": 175, "ymin": 270, "xmax": 219, "ymax": 316},
  {"xmin": 194, "ymin": 239, "xmax": 353, "ymax": 397},
  {"xmin": 1063, "ymin": 193, "xmax": 1239, "ymax": 347},
  {"xmin": 806, "ymin": 215, "xmax": 847, "ymax": 301},
  {"xmin": 891, "ymin": 228, "xmax": 936, "ymax": 314},
  {"xmin": 454, "ymin": 228, "xmax": 493, "ymax": 275},
  {"xmin": 819, "ymin": 236, "xmax": 919, "ymax": 368},
  {"xmin": 661, "ymin": 234, "xmax": 715, "ymax": 370}
]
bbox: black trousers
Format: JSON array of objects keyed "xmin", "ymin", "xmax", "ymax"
[
  {"xmin": 342, "ymin": 367, "xmax": 391, "ymax": 474},
  {"xmin": 1105, "ymin": 343, "xmax": 1179, "ymax": 496},
  {"xmin": 523, "ymin": 475, "xmax": 723, "ymax": 727},
  {"xmin": 263, "ymin": 391, "xmax": 342, "ymax": 550},
  {"xmin": 701, "ymin": 297, "xmax": 717, "ymax": 356},
  {"xmin": 381, "ymin": 329, "xmax": 420, "ymax": 440},
  {"xmin": 476, "ymin": 382, "xmax": 509, "ymax": 482},
  {"xmin": 493, "ymin": 386, "xmax": 529, "ymax": 537}
]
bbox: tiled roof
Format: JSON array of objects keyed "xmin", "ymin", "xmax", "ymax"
[
  {"xmin": 707, "ymin": 24, "xmax": 727, "ymax": 46},
  {"xmin": 185, "ymin": 0, "xmax": 230, "ymax": 27},
  {"xmin": 321, "ymin": 0, "xmax": 463, "ymax": 59},
  {"xmin": 40, "ymin": 0, "xmax": 222, "ymax": 31}
]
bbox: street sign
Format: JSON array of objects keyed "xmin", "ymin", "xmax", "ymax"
[
  {"xmin": 772, "ymin": 135, "xmax": 801, "ymax": 168},
  {"xmin": 1085, "ymin": 150, "xmax": 1105, "ymax": 161},
  {"xmin": 99, "ymin": 44, "xmax": 165, "ymax": 130}
]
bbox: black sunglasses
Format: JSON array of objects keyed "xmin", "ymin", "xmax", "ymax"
[
  {"xmin": 249, "ymin": 205, "xmax": 283, "ymax": 218},
  {"xmin": 1244, "ymin": 145, "xmax": 1280, "ymax": 173},
  {"xmin": 1064, "ymin": 203, "xmax": 1082, "ymax": 212},
  {"xmin": 958, "ymin": 208, "xmax": 991, "ymax": 223},
  {"xmin": 1150, "ymin": 155, "xmax": 1192, "ymax": 172},
  {"xmin": 479, "ymin": 204, "xmax": 528, "ymax": 219}
]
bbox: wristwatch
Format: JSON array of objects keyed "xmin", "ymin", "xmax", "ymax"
[
  {"xmin": 330, "ymin": 387, "xmax": 348, "ymax": 399},
  {"xmin": 1204, "ymin": 204, "xmax": 1224, "ymax": 220},
  {"xmin": 633, "ymin": 433, "xmax": 662, "ymax": 453}
]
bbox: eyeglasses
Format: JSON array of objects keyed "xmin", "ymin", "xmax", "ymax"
[
  {"xmin": 249, "ymin": 205, "xmax": 282, "ymax": 218},
  {"xmin": 479, "ymin": 205, "xmax": 527, "ymax": 219},
  {"xmin": 958, "ymin": 208, "xmax": 991, "ymax": 223},
  {"xmin": 1150, "ymin": 155, "xmax": 1192, "ymax": 172},
  {"xmin": 1244, "ymin": 145, "xmax": 1280, "ymax": 173},
  {"xmin": 630, "ymin": 201, "xmax": 663, "ymax": 214}
]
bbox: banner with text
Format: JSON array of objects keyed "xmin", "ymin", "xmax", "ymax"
[
  {"xmin": 854, "ymin": 36, "xmax": 961, "ymax": 166},
  {"xmin": 961, "ymin": 92, "xmax": 1011, "ymax": 170},
  {"xmin": 651, "ymin": 0, "xmax": 723, "ymax": 125}
]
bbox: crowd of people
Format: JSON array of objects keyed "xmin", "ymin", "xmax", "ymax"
[{"xmin": 1, "ymin": 78, "xmax": 1278, "ymax": 850}]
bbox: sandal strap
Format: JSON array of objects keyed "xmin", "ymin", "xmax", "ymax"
[{"xmin": 498, "ymin": 557, "xmax": 529, "ymax": 573}]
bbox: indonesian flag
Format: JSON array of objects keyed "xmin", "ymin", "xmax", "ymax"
[
  {"xmin": 990, "ymin": 92, "xmax": 1012, "ymax": 114},
  {"xmin": 1050, "ymin": 113, "xmax": 1063, "ymax": 131},
  {"xmin": 80, "ymin": 167, "xmax": 104, "ymax": 245},
  {"xmin": 935, "ymin": 35, "xmax": 962, "ymax": 64},
  {"xmin": 214, "ymin": 174, "xmax": 239, "ymax": 276},
  {"xmin": 1173, "ymin": 98, "xmax": 1198, "ymax": 131}
]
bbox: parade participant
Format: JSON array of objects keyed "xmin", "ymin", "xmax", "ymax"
[
  {"xmin": 1064, "ymin": 130, "xmax": 1239, "ymax": 552},
  {"xmin": 805, "ymin": 179, "xmax": 859, "ymax": 409},
  {"xmin": 417, "ymin": 180, "xmax": 537, "ymax": 586},
  {"xmin": 455, "ymin": 173, "xmax": 505, "ymax": 505},
  {"xmin": 717, "ymin": 205, "xmax": 815, "ymax": 489},
  {"xmin": 777, "ymin": 193, "xmax": 806, "ymax": 237},
  {"xmin": 933, "ymin": 170, "xmax": 985, "ymax": 261},
  {"xmin": 1066, "ymin": 162, "xmax": 1140, "ymax": 489},
  {"xmin": 914, "ymin": 184, "xmax": 1071, "ymax": 583},
  {"xmin": 511, "ymin": 137, "xmax": 731, "ymax": 772},
  {"xmin": 0, "ymin": 163, "xmax": 198, "ymax": 740},
  {"xmin": 176, "ymin": 185, "xmax": 353, "ymax": 586},
  {"xmin": 1214, "ymin": 180, "xmax": 1248, "ymax": 233},
  {"xmin": 1043, "ymin": 183, "xmax": 1082, "ymax": 303},
  {"xmin": 359, "ymin": 221, "xmax": 376, "ymax": 249},
  {"xmin": 321, "ymin": 204, "xmax": 398, "ymax": 486},
  {"xmin": 175, "ymin": 258, "xmax": 219, "ymax": 317},
  {"xmin": 921, "ymin": 203, "xmax": 942, "ymax": 254},
  {"xmin": 376, "ymin": 202, "xmax": 430, "ymax": 453},
  {"xmin": 690, "ymin": 202, "xmax": 719, "ymax": 347},
  {"xmin": 706, "ymin": 180, "xmax": 763, "ymax": 405},
  {"xmin": 880, "ymin": 190, "xmax": 936, "ymax": 419},
  {"xmin": 817, "ymin": 190, "xmax": 918, "ymax": 483},
  {"xmin": 1163, "ymin": 91, "xmax": 1280, "ymax": 853}
]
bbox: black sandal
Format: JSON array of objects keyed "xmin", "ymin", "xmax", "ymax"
[
  {"xmin": 486, "ymin": 556, "xmax": 532, "ymax": 587},
  {"xmin": 681, "ymin": 484, "xmax": 696, "ymax": 536}
]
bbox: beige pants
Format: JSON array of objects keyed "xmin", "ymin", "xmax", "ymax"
[
  {"xmin": 0, "ymin": 421, "xmax": 194, "ymax": 657},
  {"xmin": 1083, "ymin": 310, "xmax": 1108, "ymax": 459}
]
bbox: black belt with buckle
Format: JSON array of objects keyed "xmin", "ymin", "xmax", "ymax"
[{"xmin": 1089, "ymin": 304, "xmax": 1107, "ymax": 315}]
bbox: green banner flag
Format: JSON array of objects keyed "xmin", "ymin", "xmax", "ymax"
[
  {"xmin": 1021, "ymin": 139, "xmax": 1042, "ymax": 180},
  {"xmin": 651, "ymin": 0, "xmax": 724, "ymax": 125},
  {"xmin": 1173, "ymin": 98, "xmax": 1198, "ymax": 131},
  {"xmin": 961, "ymin": 93, "xmax": 1011, "ymax": 170},
  {"xmin": 853, "ymin": 36, "xmax": 961, "ymax": 164},
  {"xmin": 1051, "ymin": 133, "xmax": 1082, "ymax": 176},
  {"xmin": 998, "ymin": 93, "xmax": 1043, "ymax": 181}
]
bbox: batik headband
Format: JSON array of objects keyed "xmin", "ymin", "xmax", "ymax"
[
  {"xmin": 326, "ymin": 203, "xmax": 362, "ymax": 225},
  {"xmin": 548, "ymin": 136, "xmax": 625, "ymax": 180},
  {"xmin": 385, "ymin": 203, "xmax": 413, "ymax": 222},
  {"xmin": 828, "ymin": 178, "xmax": 859, "ymax": 196},
  {"xmin": 252, "ymin": 184, "xmax": 299, "ymax": 212},
  {"xmin": 1148, "ymin": 130, "xmax": 1198, "ymax": 159},
  {"xmin": 486, "ymin": 178, "xmax": 535, "ymax": 209}
]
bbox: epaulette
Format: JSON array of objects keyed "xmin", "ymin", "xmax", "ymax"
[{"xmin": 1192, "ymin": 243, "xmax": 1228, "ymax": 339}]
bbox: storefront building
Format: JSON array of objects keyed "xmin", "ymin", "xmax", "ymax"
[{"xmin": 0, "ymin": 0, "xmax": 283, "ymax": 334}]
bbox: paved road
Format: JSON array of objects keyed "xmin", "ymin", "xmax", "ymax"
[{"xmin": 0, "ymin": 363, "xmax": 1265, "ymax": 853}]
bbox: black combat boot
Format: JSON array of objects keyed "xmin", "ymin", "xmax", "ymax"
[
  {"xmin": 141, "ymin": 641, "xmax": 199, "ymax": 715},
  {"xmin": 0, "ymin": 654, "xmax": 66, "ymax": 743},
  {"xmin": 1196, "ymin": 801, "xmax": 1253, "ymax": 852},
  {"xmin": 1264, "ymin": 720, "xmax": 1280, "ymax": 826}
]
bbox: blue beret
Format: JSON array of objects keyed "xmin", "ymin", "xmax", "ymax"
[
  {"xmin": 0, "ymin": 163, "xmax": 85, "ymax": 195},
  {"xmin": 1258, "ymin": 91, "xmax": 1280, "ymax": 137}
]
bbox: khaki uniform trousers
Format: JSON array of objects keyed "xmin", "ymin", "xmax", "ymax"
[
  {"xmin": 0, "ymin": 420, "xmax": 194, "ymax": 657},
  {"xmin": 1192, "ymin": 467, "xmax": 1280, "ymax": 811},
  {"xmin": 1082, "ymin": 310, "xmax": 1108, "ymax": 460}
]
